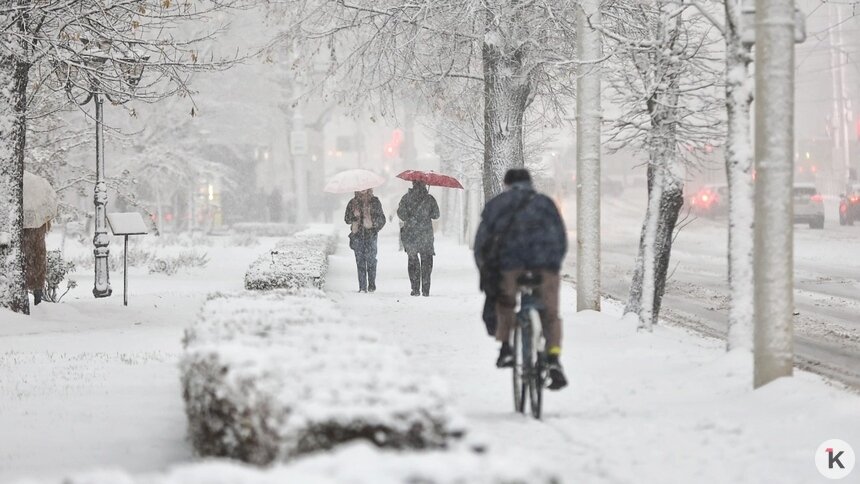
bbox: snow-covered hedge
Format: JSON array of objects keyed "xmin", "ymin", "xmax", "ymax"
[
  {"xmin": 230, "ymin": 222, "xmax": 299, "ymax": 237},
  {"xmin": 19, "ymin": 443, "xmax": 560, "ymax": 484},
  {"xmin": 243, "ymin": 226, "xmax": 336, "ymax": 291},
  {"xmin": 182, "ymin": 289, "xmax": 335, "ymax": 347},
  {"xmin": 181, "ymin": 291, "xmax": 465, "ymax": 465}
]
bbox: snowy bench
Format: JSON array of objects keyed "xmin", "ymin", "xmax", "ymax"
[
  {"xmin": 24, "ymin": 443, "xmax": 560, "ymax": 484},
  {"xmin": 243, "ymin": 225, "xmax": 337, "ymax": 291},
  {"xmin": 180, "ymin": 291, "xmax": 465, "ymax": 465}
]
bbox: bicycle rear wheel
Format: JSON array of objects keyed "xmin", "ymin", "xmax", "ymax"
[
  {"xmin": 512, "ymin": 323, "xmax": 526, "ymax": 413},
  {"xmin": 527, "ymin": 309, "xmax": 544, "ymax": 419}
]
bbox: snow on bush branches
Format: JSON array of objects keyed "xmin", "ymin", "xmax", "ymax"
[
  {"xmin": 181, "ymin": 289, "xmax": 465, "ymax": 465},
  {"xmin": 21, "ymin": 443, "xmax": 560, "ymax": 484},
  {"xmin": 243, "ymin": 226, "xmax": 337, "ymax": 291}
]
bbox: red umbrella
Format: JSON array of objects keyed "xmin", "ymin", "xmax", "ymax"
[{"xmin": 396, "ymin": 170, "xmax": 464, "ymax": 189}]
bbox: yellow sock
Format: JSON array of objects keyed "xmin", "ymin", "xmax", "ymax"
[{"xmin": 548, "ymin": 346, "xmax": 561, "ymax": 356}]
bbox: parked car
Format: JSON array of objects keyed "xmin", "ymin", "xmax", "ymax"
[
  {"xmin": 793, "ymin": 183, "xmax": 825, "ymax": 229},
  {"xmin": 689, "ymin": 184, "xmax": 728, "ymax": 218},
  {"xmin": 838, "ymin": 184, "xmax": 860, "ymax": 226}
]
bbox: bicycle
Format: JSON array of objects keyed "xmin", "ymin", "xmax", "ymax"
[{"xmin": 511, "ymin": 271, "xmax": 546, "ymax": 419}]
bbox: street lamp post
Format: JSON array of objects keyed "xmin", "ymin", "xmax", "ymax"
[
  {"xmin": 92, "ymin": 90, "xmax": 110, "ymax": 297},
  {"xmin": 56, "ymin": 39, "xmax": 147, "ymax": 298}
]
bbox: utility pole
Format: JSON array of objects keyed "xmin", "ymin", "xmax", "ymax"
[
  {"xmin": 835, "ymin": 5, "xmax": 852, "ymax": 189},
  {"xmin": 828, "ymin": 6, "xmax": 843, "ymax": 191},
  {"xmin": 575, "ymin": 0, "xmax": 602, "ymax": 312},
  {"xmin": 753, "ymin": 0, "xmax": 796, "ymax": 388}
]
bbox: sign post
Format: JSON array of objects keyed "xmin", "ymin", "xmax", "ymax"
[{"xmin": 107, "ymin": 212, "xmax": 149, "ymax": 306}]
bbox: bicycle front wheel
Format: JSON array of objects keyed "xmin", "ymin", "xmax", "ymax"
[
  {"xmin": 527, "ymin": 309, "xmax": 544, "ymax": 419},
  {"xmin": 512, "ymin": 324, "xmax": 526, "ymax": 413}
]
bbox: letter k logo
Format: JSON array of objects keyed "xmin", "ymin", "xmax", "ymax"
[
  {"xmin": 817, "ymin": 440, "xmax": 855, "ymax": 479},
  {"xmin": 828, "ymin": 448, "xmax": 846, "ymax": 469}
]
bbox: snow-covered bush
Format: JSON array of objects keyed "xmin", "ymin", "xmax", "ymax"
[
  {"xmin": 229, "ymin": 232, "xmax": 259, "ymax": 247},
  {"xmin": 153, "ymin": 232, "xmax": 215, "ymax": 248},
  {"xmin": 19, "ymin": 443, "xmax": 560, "ymax": 484},
  {"xmin": 43, "ymin": 250, "xmax": 76, "ymax": 303},
  {"xmin": 231, "ymin": 222, "xmax": 299, "ymax": 237},
  {"xmin": 148, "ymin": 250, "xmax": 209, "ymax": 275},
  {"xmin": 68, "ymin": 247, "xmax": 155, "ymax": 271},
  {"xmin": 182, "ymin": 289, "xmax": 336, "ymax": 347},
  {"xmin": 243, "ymin": 226, "xmax": 336, "ymax": 291},
  {"xmin": 181, "ymin": 291, "xmax": 465, "ymax": 464}
]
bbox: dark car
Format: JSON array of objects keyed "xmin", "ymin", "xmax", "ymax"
[{"xmin": 838, "ymin": 184, "xmax": 860, "ymax": 226}]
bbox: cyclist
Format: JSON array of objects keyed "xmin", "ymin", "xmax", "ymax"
[{"xmin": 474, "ymin": 168, "xmax": 568, "ymax": 390}]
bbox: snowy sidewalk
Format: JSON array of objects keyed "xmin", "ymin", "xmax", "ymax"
[
  {"xmin": 326, "ymin": 233, "xmax": 860, "ymax": 483},
  {"xmin": 0, "ymin": 239, "xmax": 276, "ymax": 483}
]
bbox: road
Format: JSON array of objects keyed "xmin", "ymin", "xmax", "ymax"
[{"xmin": 562, "ymin": 191, "xmax": 860, "ymax": 389}]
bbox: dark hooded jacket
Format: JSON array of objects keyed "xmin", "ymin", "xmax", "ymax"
[
  {"xmin": 474, "ymin": 182, "xmax": 567, "ymax": 273},
  {"xmin": 397, "ymin": 185, "xmax": 440, "ymax": 254}
]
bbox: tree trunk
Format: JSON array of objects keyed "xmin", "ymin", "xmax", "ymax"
[
  {"xmin": 724, "ymin": 2, "xmax": 755, "ymax": 352},
  {"xmin": 628, "ymin": 155, "xmax": 685, "ymax": 329},
  {"xmin": 627, "ymin": 61, "xmax": 685, "ymax": 329},
  {"xmin": 575, "ymin": 0, "xmax": 603, "ymax": 312},
  {"xmin": 0, "ymin": 51, "xmax": 30, "ymax": 314},
  {"xmin": 482, "ymin": 40, "xmax": 530, "ymax": 202}
]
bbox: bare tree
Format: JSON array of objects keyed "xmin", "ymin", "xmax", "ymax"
[
  {"xmin": 685, "ymin": 0, "xmax": 754, "ymax": 352},
  {"xmin": 601, "ymin": 0, "xmax": 724, "ymax": 329},
  {"xmin": 276, "ymin": 0, "xmax": 577, "ymax": 201},
  {"xmin": 0, "ymin": 0, "xmax": 244, "ymax": 314}
]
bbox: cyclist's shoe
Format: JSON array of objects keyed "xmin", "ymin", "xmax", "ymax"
[
  {"xmin": 546, "ymin": 355, "xmax": 568, "ymax": 390},
  {"xmin": 496, "ymin": 343, "xmax": 514, "ymax": 368}
]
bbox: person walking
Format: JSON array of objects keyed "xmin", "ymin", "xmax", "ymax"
[
  {"xmin": 345, "ymin": 189, "xmax": 386, "ymax": 293},
  {"xmin": 23, "ymin": 222, "xmax": 50, "ymax": 305},
  {"xmin": 474, "ymin": 168, "xmax": 568, "ymax": 390},
  {"xmin": 397, "ymin": 181, "xmax": 440, "ymax": 296}
]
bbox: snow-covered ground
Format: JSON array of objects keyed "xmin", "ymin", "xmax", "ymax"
[
  {"xmin": 0, "ymin": 234, "xmax": 277, "ymax": 482},
  {"xmin": 326, "ymin": 233, "xmax": 860, "ymax": 483},
  {"xmin": 1, "ymin": 230, "xmax": 858, "ymax": 483},
  {"xmin": 578, "ymin": 191, "xmax": 860, "ymax": 387}
]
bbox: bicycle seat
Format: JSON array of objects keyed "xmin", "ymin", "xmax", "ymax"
[{"xmin": 516, "ymin": 272, "xmax": 542, "ymax": 288}]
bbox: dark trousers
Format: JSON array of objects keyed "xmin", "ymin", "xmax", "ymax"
[
  {"xmin": 495, "ymin": 269, "xmax": 562, "ymax": 350},
  {"xmin": 353, "ymin": 235, "xmax": 378, "ymax": 291},
  {"xmin": 407, "ymin": 251, "xmax": 433, "ymax": 295}
]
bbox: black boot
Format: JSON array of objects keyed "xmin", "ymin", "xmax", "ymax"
[
  {"xmin": 33, "ymin": 289, "xmax": 43, "ymax": 306},
  {"xmin": 546, "ymin": 355, "xmax": 568, "ymax": 390},
  {"xmin": 496, "ymin": 342, "xmax": 514, "ymax": 368}
]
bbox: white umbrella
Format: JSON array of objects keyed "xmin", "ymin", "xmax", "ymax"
[
  {"xmin": 23, "ymin": 171, "xmax": 58, "ymax": 229},
  {"xmin": 323, "ymin": 169, "xmax": 386, "ymax": 194}
]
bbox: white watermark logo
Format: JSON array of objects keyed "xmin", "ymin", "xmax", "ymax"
[{"xmin": 816, "ymin": 439, "xmax": 855, "ymax": 480}]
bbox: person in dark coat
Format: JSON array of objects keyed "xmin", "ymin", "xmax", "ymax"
[
  {"xmin": 23, "ymin": 222, "xmax": 50, "ymax": 305},
  {"xmin": 345, "ymin": 189, "xmax": 386, "ymax": 293},
  {"xmin": 397, "ymin": 181, "xmax": 440, "ymax": 296},
  {"xmin": 474, "ymin": 168, "xmax": 568, "ymax": 390}
]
